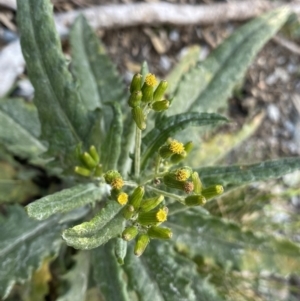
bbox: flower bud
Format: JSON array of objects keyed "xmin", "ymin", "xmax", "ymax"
[
  {"xmin": 168, "ymin": 139, "xmax": 185, "ymax": 155},
  {"xmin": 82, "ymin": 152, "xmax": 97, "ymax": 169},
  {"xmin": 184, "ymin": 195, "xmax": 206, "ymax": 206},
  {"xmin": 134, "ymin": 234, "xmax": 150, "ymax": 257},
  {"xmin": 141, "ymin": 73, "xmax": 157, "ymax": 102},
  {"xmin": 115, "ymin": 238, "xmax": 127, "ymax": 265},
  {"xmin": 140, "ymin": 195, "xmax": 164, "ymax": 212},
  {"xmin": 201, "ymin": 185, "xmax": 224, "ymax": 200},
  {"xmin": 128, "ymin": 90, "xmax": 142, "ymax": 108},
  {"xmin": 117, "ymin": 192, "xmax": 128, "ymax": 206},
  {"xmin": 132, "ymin": 107, "xmax": 146, "ymax": 130},
  {"xmin": 111, "ymin": 178, "xmax": 124, "ymax": 191},
  {"xmin": 93, "ymin": 164, "xmax": 103, "ymax": 177},
  {"xmin": 163, "ymin": 173, "xmax": 186, "ymax": 191},
  {"xmin": 123, "ymin": 204, "xmax": 135, "ymax": 220},
  {"xmin": 191, "ymin": 171, "xmax": 202, "ymax": 194},
  {"xmin": 184, "ymin": 181, "xmax": 194, "ymax": 194},
  {"xmin": 138, "ymin": 207, "xmax": 168, "ymax": 226},
  {"xmin": 147, "ymin": 226, "xmax": 172, "ymax": 240},
  {"xmin": 129, "ymin": 186, "xmax": 145, "ymax": 209},
  {"xmin": 74, "ymin": 166, "xmax": 91, "ymax": 177},
  {"xmin": 175, "ymin": 167, "xmax": 193, "ymax": 181},
  {"xmin": 122, "ymin": 226, "xmax": 139, "ymax": 241},
  {"xmin": 170, "ymin": 151, "xmax": 187, "ymax": 164},
  {"xmin": 159, "ymin": 145, "xmax": 173, "ymax": 159},
  {"xmin": 130, "ymin": 73, "xmax": 142, "ymax": 93},
  {"xmin": 153, "ymin": 80, "xmax": 168, "ymax": 101},
  {"xmin": 104, "ymin": 170, "xmax": 122, "ymax": 183},
  {"xmin": 184, "ymin": 141, "xmax": 193, "ymax": 154},
  {"xmin": 152, "ymin": 100, "xmax": 170, "ymax": 112},
  {"xmin": 89, "ymin": 145, "xmax": 100, "ymax": 164}
]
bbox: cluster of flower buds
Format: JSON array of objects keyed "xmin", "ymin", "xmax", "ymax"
[
  {"xmin": 121, "ymin": 186, "xmax": 171, "ymax": 256},
  {"xmin": 163, "ymin": 167, "xmax": 224, "ymax": 206},
  {"xmin": 103, "ymin": 170, "xmax": 129, "ymax": 206},
  {"xmin": 74, "ymin": 145, "xmax": 102, "ymax": 178},
  {"xmin": 159, "ymin": 138, "xmax": 193, "ymax": 164},
  {"xmin": 128, "ymin": 73, "xmax": 169, "ymax": 130}
]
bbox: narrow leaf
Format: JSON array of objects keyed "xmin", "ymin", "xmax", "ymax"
[
  {"xmin": 102, "ymin": 103, "xmax": 123, "ymax": 171},
  {"xmin": 17, "ymin": 0, "xmax": 93, "ymax": 166},
  {"xmin": 0, "ymin": 205, "xmax": 62, "ymax": 299},
  {"xmin": 92, "ymin": 241, "xmax": 130, "ymax": 301},
  {"xmin": 70, "ymin": 15, "xmax": 125, "ymax": 110},
  {"xmin": 62, "ymin": 214, "xmax": 124, "ymax": 250},
  {"xmin": 168, "ymin": 210, "xmax": 300, "ymax": 274},
  {"xmin": 196, "ymin": 157, "xmax": 300, "ymax": 189},
  {"xmin": 63, "ymin": 201, "xmax": 121, "ymax": 237},
  {"xmin": 141, "ymin": 112, "xmax": 227, "ymax": 169},
  {"xmin": 169, "ymin": 9, "xmax": 290, "ymax": 115},
  {"xmin": 0, "ymin": 98, "xmax": 46, "ymax": 159},
  {"xmin": 123, "ymin": 242, "xmax": 224, "ymax": 301},
  {"xmin": 26, "ymin": 183, "xmax": 109, "ymax": 220}
]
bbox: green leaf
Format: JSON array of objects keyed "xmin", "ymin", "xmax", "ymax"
[
  {"xmin": 141, "ymin": 61, "xmax": 149, "ymax": 84},
  {"xmin": 0, "ymin": 205, "xmax": 62, "ymax": 299},
  {"xmin": 196, "ymin": 157, "xmax": 300, "ymax": 189},
  {"xmin": 169, "ymin": 8, "xmax": 290, "ymax": 115},
  {"xmin": 0, "ymin": 98, "xmax": 46, "ymax": 159},
  {"xmin": 102, "ymin": 103, "xmax": 123, "ymax": 171},
  {"xmin": 168, "ymin": 210, "xmax": 300, "ymax": 274},
  {"xmin": 70, "ymin": 15, "xmax": 125, "ymax": 110},
  {"xmin": 92, "ymin": 241, "xmax": 130, "ymax": 301},
  {"xmin": 123, "ymin": 242, "xmax": 224, "ymax": 301},
  {"xmin": 62, "ymin": 212, "xmax": 124, "ymax": 250},
  {"xmin": 63, "ymin": 201, "xmax": 121, "ymax": 237},
  {"xmin": 17, "ymin": 0, "xmax": 94, "ymax": 167},
  {"xmin": 26, "ymin": 183, "xmax": 109, "ymax": 220},
  {"xmin": 57, "ymin": 252, "xmax": 90, "ymax": 301},
  {"xmin": 166, "ymin": 45, "xmax": 200, "ymax": 96},
  {"xmin": 141, "ymin": 112, "xmax": 227, "ymax": 169}
]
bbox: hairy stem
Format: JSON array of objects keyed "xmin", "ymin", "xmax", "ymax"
[
  {"xmin": 147, "ymin": 186, "xmax": 184, "ymax": 203},
  {"xmin": 134, "ymin": 126, "xmax": 142, "ymax": 179}
]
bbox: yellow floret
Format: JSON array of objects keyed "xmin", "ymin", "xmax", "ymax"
[
  {"xmin": 169, "ymin": 140, "xmax": 184, "ymax": 154},
  {"xmin": 111, "ymin": 177, "xmax": 124, "ymax": 190},
  {"xmin": 145, "ymin": 73, "xmax": 157, "ymax": 87},
  {"xmin": 117, "ymin": 192, "xmax": 128, "ymax": 205},
  {"xmin": 175, "ymin": 170, "xmax": 190, "ymax": 181},
  {"xmin": 156, "ymin": 208, "xmax": 168, "ymax": 222}
]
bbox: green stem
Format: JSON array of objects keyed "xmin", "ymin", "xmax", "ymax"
[
  {"xmin": 134, "ymin": 126, "xmax": 142, "ymax": 179},
  {"xmin": 154, "ymin": 154, "xmax": 161, "ymax": 175},
  {"xmin": 147, "ymin": 186, "xmax": 185, "ymax": 204}
]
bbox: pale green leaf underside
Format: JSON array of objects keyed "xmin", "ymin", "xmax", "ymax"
[
  {"xmin": 57, "ymin": 252, "xmax": 90, "ymax": 301},
  {"xmin": 92, "ymin": 241, "xmax": 130, "ymax": 301},
  {"xmin": 0, "ymin": 205, "xmax": 62, "ymax": 299},
  {"xmin": 168, "ymin": 210, "xmax": 300, "ymax": 274},
  {"xmin": 0, "ymin": 98, "xmax": 46, "ymax": 159},
  {"xmin": 123, "ymin": 242, "xmax": 224, "ymax": 301},
  {"xmin": 71, "ymin": 15, "xmax": 126, "ymax": 110},
  {"xmin": 141, "ymin": 112, "xmax": 227, "ymax": 169},
  {"xmin": 26, "ymin": 183, "xmax": 109, "ymax": 220},
  {"xmin": 197, "ymin": 157, "xmax": 300, "ymax": 189},
  {"xmin": 17, "ymin": 0, "xmax": 92, "ymax": 167},
  {"xmin": 169, "ymin": 8, "xmax": 290, "ymax": 115}
]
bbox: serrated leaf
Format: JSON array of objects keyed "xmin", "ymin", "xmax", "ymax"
[
  {"xmin": 26, "ymin": 183, "xmax": 109, "ymax": 220},
  {"xmin": 196, "ymin": 157, "xmax": 300, "ymax": 190},
  {"xmin": 101, "ymin": 103, "xmax": 123, "ymax": 171},
  {"xmin": 0, "ymin": 98, "xmax": 46, "ymax": 159},
  {"xmin": 17, "ymin": 0, "xmax": 94, "ymax": 167},
  {"xmin": 169, "ymin": 9, "xmax": 290, "ymax": 115},
  {"xmin": 141, "ymin": 112, "xmax": 227, "ymax": 169},
  {"xmin": 0, "ymin": 205, "xmax": 62, "ymax": 299},
  {"xmin": 166, "ymin": 45, "xmax": 200, "ymax": 96},
  {"xmin": 92, "ymin": 241, "xmax": 130, "ymax": 301},
  {"xmin": 62, "ymin": 213, "xmax": 124, "ymax": 250},
  {"xmin": 168, "ymin": 210, "xmax": 300, "ymax": 274},
  {"xmin": 70, "ymin": 15, "xmax": 125, "ymax": 110},
  {"xmin": 57, "ymin": 252, "xmax": 90, "ymax": 301},
  {"xmin": 63, "ymin": 201, "xmax": 121, "ymax": 237},
  {"xmin": 123, "ymin": 241, "xmax": 224, "ymax": 301}
]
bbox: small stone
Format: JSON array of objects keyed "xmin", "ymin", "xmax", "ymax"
[{"xmin": 267, "ymin": 104, "xmax": 280, "ymax": 123}]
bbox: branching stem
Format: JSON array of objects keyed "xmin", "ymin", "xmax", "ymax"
[{"xmin": 147, "ymin": 186, "xmax": 185, "ymax": 204}]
